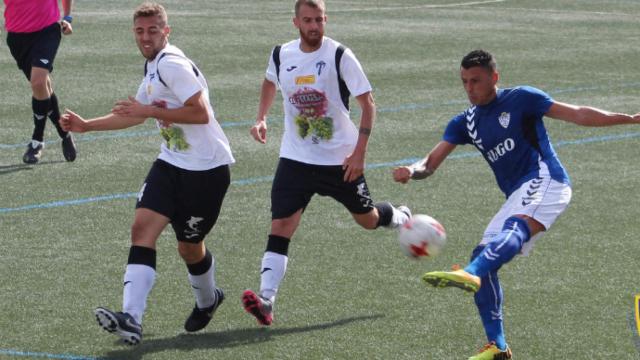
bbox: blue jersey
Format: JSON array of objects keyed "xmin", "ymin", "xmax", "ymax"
[{"xmin": 443, "ymin": 86, "xmax": 570, "ymax": 197}]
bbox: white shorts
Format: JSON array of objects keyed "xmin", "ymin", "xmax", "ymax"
[{"xmin": 480, "ymin": 175, "xmax": 572, "ymax": 256}]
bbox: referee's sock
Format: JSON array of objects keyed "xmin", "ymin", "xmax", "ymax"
[
  {"xmin": 465, "ymin": 216, "xmax": 530, "ymax": 277},
  {"xmin": 48, "ymin": 93, "xmax": 69, "ymax": 139},
  {"xmin": 31, "ymin": 97, "xmax": 50, "ymax": 142}
]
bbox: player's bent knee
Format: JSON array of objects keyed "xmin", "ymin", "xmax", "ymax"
[
  {"xmin": 130, "ymin": 222, "xmax": 157, "ymax": 248},
  {"xmin": 271, "ymin": 215, "xmax": 301, "ymax": 238},
  {"xmin": 30, "ymin": 76, "xmax": 49, "ymax": 93},
  {"xmin": 177, "ymin": 241, "xmax": 205, "ymax": 263}
]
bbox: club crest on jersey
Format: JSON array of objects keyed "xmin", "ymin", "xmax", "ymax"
[
  {"xmin": 316, "ymin": 61, "xmax": 326, "ymax": 76},
  {"xmin": 498, "ymin": 112, "xmax": 511, "ymax": 129},
  {"xmin": 295, "ymin": 75, "xmax": 316, "ymax": 85}
]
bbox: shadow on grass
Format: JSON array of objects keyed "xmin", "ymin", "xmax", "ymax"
[
  {"xmin": 102, "ymin": 314, "xmax": 384, "ymax": 360},
  {"xmin": 0, "ymin": 163, "xmax": 33, "ymax": 175},
  {"xmin": 0, "ymin": 160, "xmax": 67, "ymax": 175}
]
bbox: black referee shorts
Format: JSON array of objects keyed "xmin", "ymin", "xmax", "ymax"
[
  {"xmin": 270, "ymin": 157, "xmax": 375, "ymax": 220},
  {"xmin": 6, "ymin": 22, "xmax": 62, "ymax": 80},
  {"xmin": 136, "ymin": 159, "xmax": 230, "ymax": 243}
]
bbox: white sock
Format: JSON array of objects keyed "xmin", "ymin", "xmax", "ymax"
[
  {"xmin": 390, "ymin": 206, "xmax": 410, "ymax": 228},
  {"xmin": 122, "ymin": 264, "xmax": 156, "ymax": 325},
  {"xmin": 188, "ymin": 256, "xmax": 217, "ymax": 309},
  {"xmin": 259, "ymin": 251, "xmax": 288, "ymax": 303}
]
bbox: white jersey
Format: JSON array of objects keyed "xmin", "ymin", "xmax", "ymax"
[
  {"xmin": 266, "ymin": 37, "xmax": 372, "ymax": 165},
  {"xmin": 135, "ymin": 44, "xmax": 234, "ymax": 171}
]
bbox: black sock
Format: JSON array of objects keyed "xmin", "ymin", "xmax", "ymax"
[
  {"xmin": 48, "ymin": 93, "xmax": 68, "ymax": 138},
  {"xmin": 374, "ymin": 201, "xmax": 394, "ymax": 228},
  {"xmin": 31, "ymin": 97, "xmax": 50, "ymax": 142}
]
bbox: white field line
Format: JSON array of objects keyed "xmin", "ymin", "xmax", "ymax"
[{"xmin": 76, "ymin": 1, "xmax": 508, "ymax": 18}]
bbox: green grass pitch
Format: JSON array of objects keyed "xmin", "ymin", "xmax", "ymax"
[{"xmin": 1, "ymin": 1, "xmax": 639, "ymax": 359}]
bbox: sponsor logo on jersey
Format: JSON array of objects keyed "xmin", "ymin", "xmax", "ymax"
[
  {"xmin": 486, "ymin": 138, "xmax": 515, "ymax": 163},
  {"xmin": 289, "ymin": 89, "xmax": 326, "ymax": 109},
  {"xmin": 295, "ymin": 75, "xmax": 316, "ymax": 85},
  {"xmin": 286, "ymin": 66, "xmax": 297, "ymax": 72},
  {"xmin": 499, "ymin": 112, "xmax": 511, "ymax": 128},
  {"xmin": 290, "ymin": 88, "xmax": 332, "ymax": 140}
]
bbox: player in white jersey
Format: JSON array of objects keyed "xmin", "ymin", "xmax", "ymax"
[
  {"xmin": 242, "ymin": 0, "xmax": 411, "ymax": 326},
  {"xmin": 60, "ymin": 2, "xmax": 234, "ymax": 345},
  {"xmin": 393, "ymin": 50, "xmax": 640, "ymax": 360}
]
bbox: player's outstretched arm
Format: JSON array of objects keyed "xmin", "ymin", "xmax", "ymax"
[
  {"xmin": 251, "ymin": 79, "xmax": 277, "ymax": 144},
  {"xmin": 60, "ymin": 110, "xmax": 146, "ymax": 133},
  {"xmin": 393, "ymin": 141, "xmax": 457, "ymax": 184},
  {"xmin": 113, "ymin": 93, "xmax": 208, "ymax": 125},
  {"xmin": 546, "ymin": 101, "xmax": 640, "ymax": 127}
]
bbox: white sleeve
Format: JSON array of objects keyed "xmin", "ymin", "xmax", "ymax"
[
  {"xmin": 265, "ymin": 48, "xmax": 278, "ymax": 85},
  {"xmin": 159, "ymin": 57, "xmax": 204, "ymax": 104},
  {"xmin": 339, "ymin": 48, "xmax": 372, "ymax": 97},
  {"xmin": 135, "ymin": 81, "xmax": 149, "ymax": 104}
]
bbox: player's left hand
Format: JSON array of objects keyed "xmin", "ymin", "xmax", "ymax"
[
  {"xmin": 113, "ymin": 96, "xmax": 150, "ymax": 118},
  {"xmin": 60, "ymin": 20, "xmax": 73, "ymax": 35},
  {"xmin": 342, "ymin": 152, "xmax": 365, "ymax": 182}
]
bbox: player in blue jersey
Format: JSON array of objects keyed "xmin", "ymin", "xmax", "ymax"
[{"xmin": 393, "ymin": 49, "xmax": 640, "ymax": 360}]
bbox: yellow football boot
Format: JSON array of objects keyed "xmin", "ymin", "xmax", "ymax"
[
  {"xmin": 421, "ymin": 268, "xmax": 481, "ymax": 293},
  {"xmin": 468, "ymin": 342, "xmax": 512, "ymax": 360}
]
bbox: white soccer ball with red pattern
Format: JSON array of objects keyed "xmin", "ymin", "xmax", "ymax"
[{"xmin": 398, "ymin": 214, "xmax": 446, "ymax": 258}]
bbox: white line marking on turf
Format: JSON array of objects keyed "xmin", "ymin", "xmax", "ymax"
[
  {"xmin": 75, "ymin": 0, "xmax": 508, "ymax": 17},
  {"xmin": 324, "ymin": 0, "xmax": 508, "ymax": 12}
]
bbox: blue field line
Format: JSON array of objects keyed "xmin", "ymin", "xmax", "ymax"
[
  {"xmin": 0, "ymin": 349, "xmax": 100, "ymax": 360},
  {"xmin": 2, "ymin": 81, "xmax": 640, "ymax": 149},
  {"xmin": 1, "ymin": 131, "xmax": 639, "ymax": 215},
  {"xmin": 0, "ymin": 120, "xmax": 257, "ymax": 150}
]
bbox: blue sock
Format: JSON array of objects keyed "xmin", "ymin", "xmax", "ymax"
[
  {"xmin": 464, "ymin": 216, "xmax": 530, "ymax": 278},
  {"xmin": 474, "ymin": 265, "xmax": 508, "ymax": 351}
]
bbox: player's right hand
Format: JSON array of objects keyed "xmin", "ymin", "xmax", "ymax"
[
  {"xmin": 393, "ymin": 166, "xmax": 412, "ymax": 184},
  {"xmin": 60, "ymin": 20, "xmax": 73, "ymax": 35},
  {"xmin": 250, "ymin": 120, "xmax": 267, "ymax": 144},
  {"xmin": 60, "ymin": 109, "xmax": 87, "ymax": 133}
]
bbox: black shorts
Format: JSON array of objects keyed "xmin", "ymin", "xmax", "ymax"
[
  {"xmin": 271, "ymin": 158, "xmax": 375, "ymax": 219},
  {"xmin": 136, "ymin": 159, "xmax": 230, "ymax": 243},
  {"xmin": 6, "ymin": 22, "xmax": 62, "ymax": 79}
]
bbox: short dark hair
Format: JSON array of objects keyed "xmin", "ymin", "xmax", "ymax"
[
  {"xmin": 295, "ymin": 0, "xmax": 326, "ymax": 16},
  {"xmin": 461, "ymin": 50, "xmax": 496, "ymax": 72},
  {"xmin": 133, "ymin": 2, "xmax": 168, "ymax": 27}
]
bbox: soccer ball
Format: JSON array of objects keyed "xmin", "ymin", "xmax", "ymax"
[{"xmin": 398, "ymin": 214, "xmax": 446, "ymax": 258}]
